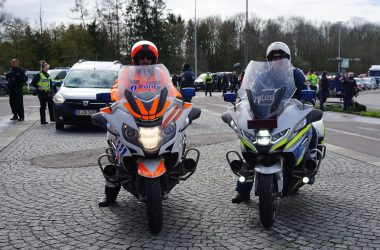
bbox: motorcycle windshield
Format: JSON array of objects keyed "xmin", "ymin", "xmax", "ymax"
[
  {"xmin": 238, "ymin": 60, "xmax": 296, "ymax": 119},
  {"xmin": 116, "ymin": 64, "xmax": 177, "ymax": 120}
]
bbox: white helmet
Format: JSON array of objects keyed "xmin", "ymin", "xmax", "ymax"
[{"xmin": 266, "ymin": 42, "xmax": 291, "ymax": 61}]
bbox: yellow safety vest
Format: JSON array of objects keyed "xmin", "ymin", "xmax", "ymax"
[
  {"xmin": 37, "ymin": 72, "xmax": 51, "ymax": 92},
  {"xmin": 204, "ymin": 75, "xmax": 213, "ymax": 84}
]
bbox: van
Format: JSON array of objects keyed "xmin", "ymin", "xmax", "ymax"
[
  {"xmin": 52, "ymin": 60, "xmax": 122, "ymax": 130},
  {"xmin": 368, "ymin": 65, "xmax": 380, "ymax": 89}
]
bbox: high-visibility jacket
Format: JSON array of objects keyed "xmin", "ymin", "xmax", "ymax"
[
  {"xmin": 306, "ymin": 73, "xmax": 318, "ymax": 86},
  {"xmin": 37, "ymin": 72, "xmax": 51, "ymax": 92},
  {"xmin": 204, "ymin": 74, "xmax": 213, "ymax": 84}
]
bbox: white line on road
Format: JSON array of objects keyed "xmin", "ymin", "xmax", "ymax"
[
  {"xmin": 326, "ymin": 128, "xmax": 380, "ymax": 142},
  {"xmin": 357, "ymin": 127, "xmax": 380, "ymax": 132}
]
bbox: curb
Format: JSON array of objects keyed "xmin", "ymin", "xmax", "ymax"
[
  {"xmin": 0, "ymin": 112, "xmax": 40, "ymax": 152},
  {"xmin": 325, "ymin": 143, "xmax": 380, "ymax": 167}
]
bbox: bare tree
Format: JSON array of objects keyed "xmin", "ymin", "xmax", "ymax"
[{"xmin": 70, "ymin": 0, "xmax": 89, "ymax": 26}]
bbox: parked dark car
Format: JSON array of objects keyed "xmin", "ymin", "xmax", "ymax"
[{"xmin": 0, "ymin": 75, "xmax": 8, "ymax": 96}]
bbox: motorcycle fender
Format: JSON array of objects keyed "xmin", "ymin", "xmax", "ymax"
[
  {"xmin": 137, "ymin": 159, "xmax": 166, "ymax": 178},
  {"xmin": 255, "ymin": 162, "xmax": 282, "ymax": 174},
  {"xmin": 255, "ymin": 162, "xmax": 283, "ymax": 194}
]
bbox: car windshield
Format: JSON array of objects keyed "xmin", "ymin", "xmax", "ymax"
[
  {"xmin": 64, "ymin": 70, "xmax": 118, "ymax": 88},
  {"xmin": 369, "ymin": 70, "xmax": 380, "ymax": 77},
  {"xmin": 239, "ymin": 60, "xmax": 296, "ymax": 119}
]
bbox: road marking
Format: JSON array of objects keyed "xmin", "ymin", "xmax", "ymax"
[
  {"xmin": 326, "ymin": 128, "xmax": 380, "ymax": 142},
  {"xmin": 357, "ymin": 127, "xmax": 380, "ymax": 132}
]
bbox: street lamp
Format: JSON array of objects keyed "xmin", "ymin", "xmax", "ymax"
[
  {"xmin": 338, "ymin": 21, "xmax": 342, "ymax": 73},
  {"xmin": 194, "ymin": 0, "xmax": 198, "ymax": 77},
  {"xmin": 244, "ymin": 0, "xmax": 248, "ymax": 67}
]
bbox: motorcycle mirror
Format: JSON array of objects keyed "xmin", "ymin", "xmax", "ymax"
[
  {"xmin": 181, "ymin": 87, "xmax": 196, "ymax": 98},
  {"xmin": 96, "ymin": 92, "xmax": 111, "ymax": 104},
  {"xmin": 224, "ymin": 93, "xmax": 237, "ymax": 103}
]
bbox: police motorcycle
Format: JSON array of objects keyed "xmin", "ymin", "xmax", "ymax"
[
  {"xmin": 92, "ymin": 64, "xmax": 201, "ymax": 234},
  {"xmin": 222, "ymin": 60, "xmax": 326, "ymax": 228}
]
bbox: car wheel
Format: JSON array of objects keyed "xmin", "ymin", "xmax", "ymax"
[
  {"xmin": 0, "ymin": 87, "xmax": 7, "ymax": 96},
  {"xmin": 55, "ymin": 122, "xmax": 64, "ymax": 130}
]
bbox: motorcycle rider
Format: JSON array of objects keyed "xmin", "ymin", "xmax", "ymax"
[
  {"xmin": 231, "ymin": 41, "xmax": 318, "ymax": 203},
  {"xmin": 100, "ymin": 40, "xmax": 181, "ymax": 207}
]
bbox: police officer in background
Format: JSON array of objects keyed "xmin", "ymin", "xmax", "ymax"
[
  {"xmin": 179, "ymin": 63, "xmax": 195, "ymax": 102},
  {"xmin": 342, "ymin": 72, "xmax": 357, "ymax": 112},
  {"xmin": 204, "ymin": 72, "xmax": 213, "ymax": 96},
  {"xmin": 31, "ymin": 60, "xmax": 55, "ymax": 125},
  {"xmin": 306, "ymin": 69, "xmax": 318, "ymax": 90},
  {"xmin": 6, "ymin": 58, "xmax": 27, "ymax": 121}
]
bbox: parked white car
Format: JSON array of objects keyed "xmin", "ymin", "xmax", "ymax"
[
  {"xmin": 53, "ymin": 60, "xmax": 122, "ymax": 130},
  {"xmin": 362, "ymin": 77, "xmax": 377, "ymax": 90},
  {"xmin": 354, "ymin": 78, "xmax": 366, "ymax": 90}
]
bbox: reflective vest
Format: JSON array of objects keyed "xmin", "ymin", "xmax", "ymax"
[
  {"xmin": 204, "ymin": 74, "xmax": 213, "ymax": 84},
  {"xmin": 37, "ymin": 72, "xmax": 51, "ymax": 92},
  {"xmin": 307, "ymin": 73, "xmax": 318, "ymax": 86}
]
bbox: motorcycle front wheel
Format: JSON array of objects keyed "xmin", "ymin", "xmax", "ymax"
[
  {"xmin": 258, "ymin": 174, "xmax": 277, "ymax": 229},
  {"xmin": 145, "ymin": 178, "xmax": 163, "ymax": 234}
]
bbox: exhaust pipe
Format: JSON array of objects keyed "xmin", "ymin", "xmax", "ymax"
[
  {"xmin": 103, "ymin": 164, "xmax": 116, "ymax": 177},
  {"xmin": 183, "ymin": 158, "xmax": 196, "ymax": 173},
  {"xmin": 230, "ymin": 160, "xmax": 244, "ymax": 172}
]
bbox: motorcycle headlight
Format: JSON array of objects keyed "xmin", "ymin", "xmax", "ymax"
[
  {"xmin": 241, "ymin": 129, "xmax": 256, "ymax": 143},
  {"xmin": 271, "ymin": 128, "xmax": 289, "ymax": 143},
  {"xmin": 122, "ymin": 123, "xmax": 138, "ymax": 140},
  {"xmin": 53, "ymin": 94, "xmax": 65, "ymax": 103},
  {"xmin": 256, "ymin": 130, "xmax": 271, "ymax": 146},
  {"xmin": 162, "ymin": 122, "xmax": 176, "ymax": 136},
  {"xmin": 138, "ymin": 126, "xmax": 161, "ymax": 151}
]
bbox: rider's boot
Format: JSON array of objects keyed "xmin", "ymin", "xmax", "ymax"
[{"xmin": 99, "ymin": 185, "xmax": 121, "ymax": 207}]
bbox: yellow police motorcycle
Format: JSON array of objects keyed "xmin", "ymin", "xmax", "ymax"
[{"xmin": 222, "ymin": 60, "xmax": 326, "ymax": 228}]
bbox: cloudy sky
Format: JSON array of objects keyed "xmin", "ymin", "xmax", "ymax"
[{"xmin": 3, "ymin": 0, "xmax": 380, "ymax": 26}]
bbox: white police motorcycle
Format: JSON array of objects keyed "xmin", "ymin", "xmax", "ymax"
[
  {"xmin": 222, "ymin": 60, "xmax": 326, "ymax": 228},
  {"xmin": 92, "ymin": 64, "xmax": 201, "ymax": 234}
]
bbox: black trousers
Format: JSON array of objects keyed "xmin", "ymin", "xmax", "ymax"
[
  {"xmin": 205, "ymin": 84, "xmax": 212, "ymax": 96},
  {"xmin": 38, "ymin": 91, "xmax": 54, "ymax": 123},
  {"xmin": 9, "ymin": 88, "xmax": 24, "ymax": 119}
]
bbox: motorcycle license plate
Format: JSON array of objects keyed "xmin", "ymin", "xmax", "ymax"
[{"xmin": 74, "ymin": 110, "xmax": 97, "ymax": 116}]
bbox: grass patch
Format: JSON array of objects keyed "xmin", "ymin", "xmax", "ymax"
[
  {"xmin": 359, "ymin": 111, "xmax": 380, "ymax": 118},
  {"xmin": 320, "ymin": 103, "xmax": 380, "ymax": 118}
]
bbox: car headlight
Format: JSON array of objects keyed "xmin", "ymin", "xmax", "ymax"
[
  {"xmin": 256, "ymin": 130, "xmax": 271, "ymax": 146},
  {"xmin": 271, "ymin": 128, "xmax": 289, "ymax": 143},
  {"xmin": 53, "ymin": 94, "xmax": 65, "ymax": 103},
  {"xmin": 139, "ymin": 126, "xmax": 161, "ymax": 151},
  {"xmin": 241, "ymin": 129, "xmax": 256, "ymax": 143}
]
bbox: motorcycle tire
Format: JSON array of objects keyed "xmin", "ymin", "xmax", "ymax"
[
  {"xmin": 258, "ymin": 174, "xmax": 277, "ymax": 229},
  {"xmin": 145, "ymin": 178, "xmax": 163, "ymax": 235}
]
